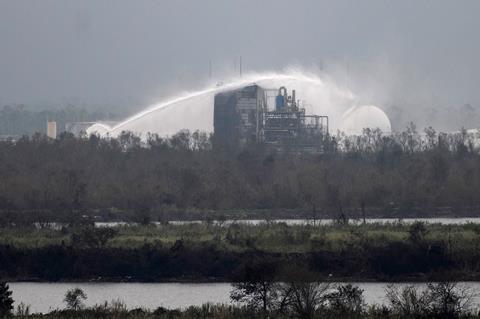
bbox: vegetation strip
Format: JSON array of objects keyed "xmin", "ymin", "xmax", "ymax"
[{"xmin": 1, "ymin": 222, "xmax": 480, "ymax": 282}]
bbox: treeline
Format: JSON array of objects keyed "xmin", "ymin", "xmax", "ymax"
[
  {"xmin": 0, "ymin": 125, "xmax": 480, "ymax": 222},
  {"xmin": 0, "ymin": 105, "xmax": 115, "ymax": 136}
]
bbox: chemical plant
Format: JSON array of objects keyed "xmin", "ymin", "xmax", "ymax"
[{"xmin": 213, "ymin": 84, "xmax": 329, "ymax": 152}]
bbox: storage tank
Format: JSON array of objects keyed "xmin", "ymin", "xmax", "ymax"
[
  {"xmin": 85, "ymin": 123, "xmax": 111, "ymax": 137},
  {"xmin": 339, "ymin": 105, "xmax": 391, "ymax": 135}
]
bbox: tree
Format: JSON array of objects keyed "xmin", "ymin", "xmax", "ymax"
[
  {"xmin": 71, "ymin": 227, "xmax": 118, "ymax": 248},
  {"xmin": 408, "ymin": 222, "xmax": 428, "ymax": 246},
  {"xmin": 0, "ymin": 281, "xmax": 14, "ymax": 317},
  {"xmin": 296, "ymin": 165, "xmax": 326, "ymax": 226},
  {"xmin": 327, "ymin": 284, "xmax": 365, "ymax": 316},
  {"xmin": 230, "ymin": 259, "xmax": 279, "ymax": 315},
  {"xmin": 278, "ymin": 267, "xmax": 332, "ymax": 319},
  {"xmin": 64, "ymin": 288, "xmax": 87, "ymax": 310},
  {"xmin": 385, "ymin": 284, "xmax": 431, "ymax": 318},
  {"xmin": 286, "ymin": 280, "xmax": 331, "ymax": 319},
  {"xmin": 428, "ymin": 282, "xmax": 474, "ymax": 318},
  {"xmin": 385, "ymin": 282, "xmax": 474, "ymax": 319}
]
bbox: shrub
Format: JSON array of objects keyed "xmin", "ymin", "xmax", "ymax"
[
  {"xmin": 385, "ymin": 284, "xmax": 431, "ymax": 318},
  {"xmin": 0, "ymin": 281, "xmax": 14, "ymax": 317},
  {"xmin": 64, "ymin": 287, "xmax": 87, "ymax": 310},
  {"xmin": 327, "ymin": 284, "xmax": 365, "ymax": 316}
]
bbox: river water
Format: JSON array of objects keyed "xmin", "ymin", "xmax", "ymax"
[
  {"xmin": 19, "ymin": 217, "xmax": 480, "ymax": 313},
  {"xmin": 95, "ymin": 217, "xmax": 480, "ymax": 228},
  {"xmin": 9, "ymin": 282, "xmax": 480, "ymax": 314}
]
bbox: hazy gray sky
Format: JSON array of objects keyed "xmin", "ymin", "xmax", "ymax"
[{"xmin": 1, "ymin": 0, "xmax": 480, "ymax": 127}]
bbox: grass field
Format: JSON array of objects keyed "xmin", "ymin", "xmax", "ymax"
[{"xmin": 1, "ymin": 221, "xmax": 479, "ymax": 253}]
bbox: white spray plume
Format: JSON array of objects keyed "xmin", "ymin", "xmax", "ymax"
[{"xmin": 88, "ymin": 69, "xmax": 380, "ymax": 138}]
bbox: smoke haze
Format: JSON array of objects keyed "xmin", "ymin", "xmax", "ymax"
[{"xmin": 1, "ymin": 0, "xmax": 479, "ymax": 131}]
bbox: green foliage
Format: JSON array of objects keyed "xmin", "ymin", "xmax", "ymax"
[
  {"xmin": 0, "ymin": 223, "xmax": 480, "ymax": 281},
  {"xmin": 408, "ymin": 222, "xmax": 428, "ymax": 245}
]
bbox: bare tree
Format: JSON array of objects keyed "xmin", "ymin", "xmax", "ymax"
[
  {"xmin": 385, "ymin": 284, "xmax": 431, "ymax": 318},
  {"xmin": 385, "ymin": 282, "xmax": 476, "ymax": 319},
  {"xmin": 64, "ymin": 288, "xmax": 87, "ymax": 310},
  {"xmin": 428, "ymin": 282, "xmax": 475, "ymax": 318},
  {"xmin": 230, "ymin": 259, "xmax": 278, "ymax": 316},
  {"xmin": 286, "ymin": 281, "xmax": 332, "ymax": 319},
  {"xmin": 326, "ymin": 284, "xmax": 365, "ymax": 316}
]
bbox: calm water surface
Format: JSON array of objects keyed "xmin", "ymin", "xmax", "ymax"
[
  {"xmin": 9, "ymin": 282, "xmax": 480, "ymax": 314},
  {"xmin": 96, "ymin": 217, "xmax": 480, "ymax": 227}
]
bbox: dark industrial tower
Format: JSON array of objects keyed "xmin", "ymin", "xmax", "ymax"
[{"xmin": 213, "ymin": 84, "xmax": 328, "ymax": 152}]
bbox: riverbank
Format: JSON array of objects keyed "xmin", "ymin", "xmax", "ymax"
[
  {"xmin": 8, "ymin": 281, "xmax": 480, "ymax": 313},
  {"xmin": 1, "ymin": 222, "xmax": 480, "ymax": 282},
  {"xmin": 5, "ymin": 282, "xmax": 480, "ymax": 318}
]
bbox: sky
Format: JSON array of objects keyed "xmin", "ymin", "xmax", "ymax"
[{"xmin": 1, "ymin": 0, "xmax": 479, "ymax": 129}]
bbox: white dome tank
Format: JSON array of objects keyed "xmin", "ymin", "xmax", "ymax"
[
  {"xmin": 339, "ymin": 105, "xmax": 392, "ymax": 135},
  {"xmin": 86, "ymin": 123, "xmax": 111, "ymax": 137}
]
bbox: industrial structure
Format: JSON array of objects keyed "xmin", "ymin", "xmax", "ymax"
[
  {"xmin": 46, "ymin": 121, "xmax": 57, "ymax": 139},
  {"xmin": 213, "ymin": 84, "xmax": 328, "ymax": 152},
  {"xmin": 65, "ymin": 122, "xmax": 98, "ymax": 137}
]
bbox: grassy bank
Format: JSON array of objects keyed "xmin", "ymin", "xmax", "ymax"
[
  {"xmin": 0, "ymin": 222, "xmax": 480, "ymax": 253},
  {"xmin": 1, "ymin": 222, "xmax": 480, "ymax": 251},
  {"xmin": 1, "ymin": 222, "xmax": 480, "ymax": 282}
]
